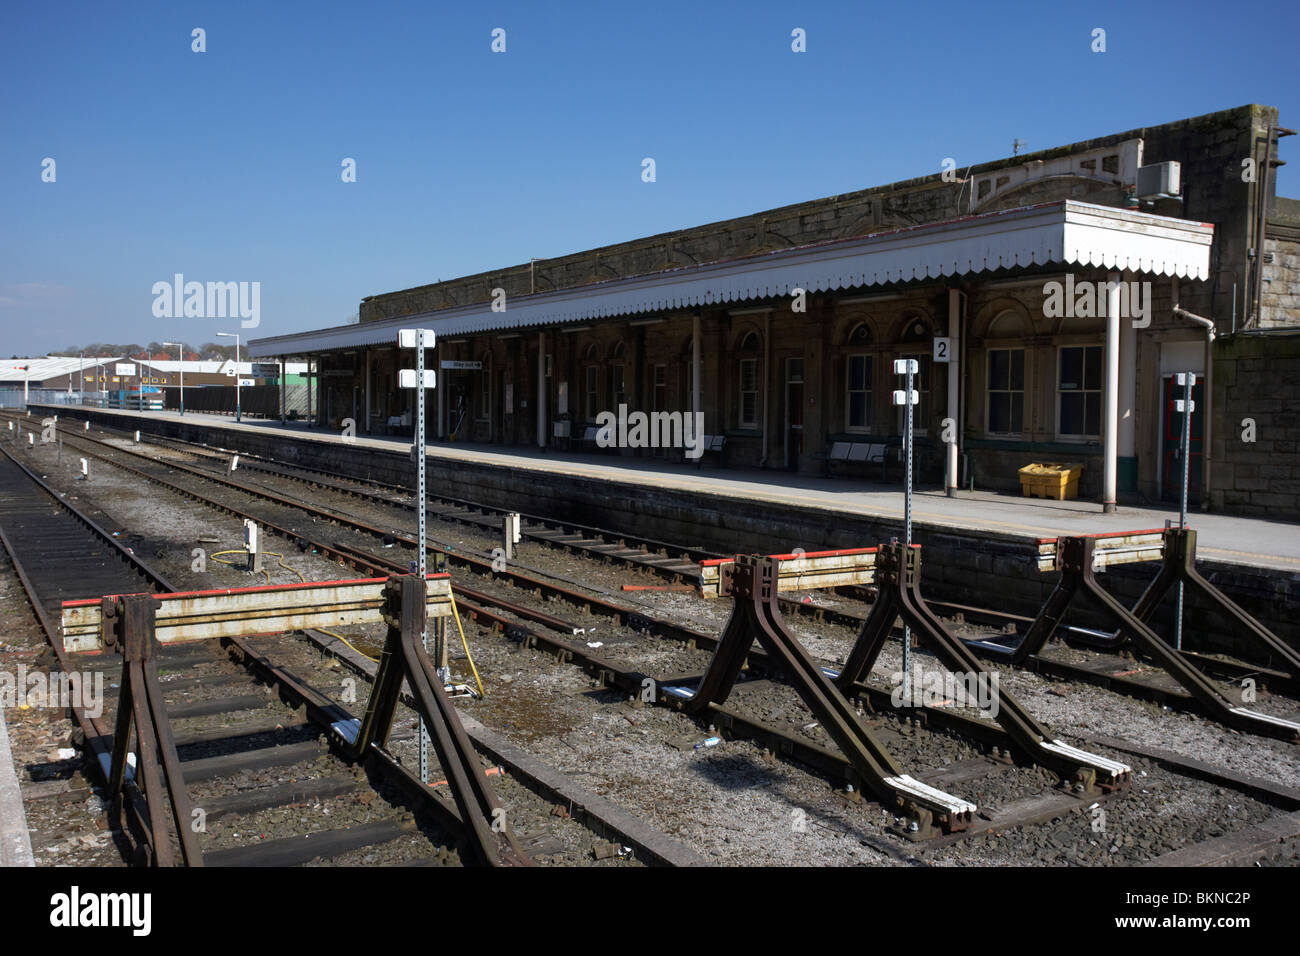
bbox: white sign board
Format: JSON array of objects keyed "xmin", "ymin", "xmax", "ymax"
[
  {"xmin": 399, "ymin": 369, "xmax": 437, "ymax": 389},
  {"xmin": 115, "ymin": 363, "xmax": 137, "ymax": 377},
  {"xmin": 239, "ymin": 378, "xmax": 255, "ymax": 387},
  {"xmin": 398, "ymin": 329, "xmax": 436, "ymax": 349},
  {"xmin": 440, "ymin": 360, "xmax": 482, "ymax": 370},
  {"xmin": 933, "ymin": 338, "xmax": 951, "ymax": 363}
]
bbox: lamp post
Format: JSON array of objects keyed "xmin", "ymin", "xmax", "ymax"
[
  {"xmin": 78, "ymin": 353, "xmax": 84, "ymax": 405},
  {"xmin": 216, "ymin": 333, "xmax": 241, "ymax": 422},
  {"xmin": 164, "ymin": 342, "xmax": 184, "ymax": 415}
]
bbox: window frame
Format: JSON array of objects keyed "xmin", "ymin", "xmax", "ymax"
[
  {"xmin": 738, "ymin": 357, "xmax": 759, "ymax": 428},
  {"xmin": 845, "ymin": 353, "xmax": 872, "ymax": 433},
  {"xmin": 986, "ymin": 347, "xmax": 1026, "ymax": 437},
  {"xmin": 1056, "ymin": 344, "xmax": 1103, "ymax": 440}
]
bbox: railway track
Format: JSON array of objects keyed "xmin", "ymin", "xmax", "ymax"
[
  {"xmin": 18, "ymin": 410, "xmax": 1299, "ymax": 730},
  {"xmin": 8, "ymin": 409, "xmax": 1300, "ymax": 863},
  {"xmin": 0, "ymin": 430, "xmax": 690, "ymax": 867},
  {"xmin": 7, "ymin": 408, "xmax": 1300, "ymax": 858}
]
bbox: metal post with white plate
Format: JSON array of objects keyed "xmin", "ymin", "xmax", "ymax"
[
  {"xmin": 1174, "ymin": 371, "xmax": 1195, "ymax": 650},
  {"xmin": 892, "ymin": 358, "xmax": 919, "ymax": 687},
  {"xmin": 399, "ymin": 328, "xmax": 438, "ymax": 782}
]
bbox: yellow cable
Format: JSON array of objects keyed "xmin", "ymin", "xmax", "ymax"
[
  {"xmin": 209, "ymin": 549, "xmax": 269, "ymax": 584},
  {"xmin": 316, "ymin": 627, "xmax": 380, "ymax": 663},
  {"xmin": 207, "ymin": 549, "xmax": 304, "ymax": 585},
  {"xmin": 447, "ymin": 589, "xmax": 485, "ymax": 699}
]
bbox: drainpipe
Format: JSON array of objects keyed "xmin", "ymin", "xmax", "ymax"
[
  {"xmin": 1250, "ymin": 126, "xmax": 1274, "ymax": 329},
  {"xmin": 1173, "ymin": 305, "xmax": 1217, "ymax": 509}
]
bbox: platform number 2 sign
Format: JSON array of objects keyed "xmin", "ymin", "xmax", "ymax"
[{"xmin": 933, "ymin": 338, "xmax": 951, "ymax": 363}]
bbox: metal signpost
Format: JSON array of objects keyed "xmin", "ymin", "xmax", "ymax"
[
  {"xmin": 892, "ymin": 358, "xmax": 919, "ymax": 686},
  {"xmin": 1174, "ymin": 372, "xmax": 1196, "ymax": 650},
  {"xmin": 400, "ymin": 328, "xmax": 437, "ymax": 782}
]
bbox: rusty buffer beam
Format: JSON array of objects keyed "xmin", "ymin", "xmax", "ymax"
[
  {"xmin": 61, "ymin": 573, "xmax": 453, "ymax": 654},
  {"xmin": 699, "ymin": 547, "xmax": 879, "ymax": 599}
]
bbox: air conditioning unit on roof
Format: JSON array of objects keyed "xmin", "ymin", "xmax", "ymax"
[{"xmin": 1136, "ymin": 161, "xmax": 1181, "ymax": 200}]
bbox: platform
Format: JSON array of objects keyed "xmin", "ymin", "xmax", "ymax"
[
  {"xmin": 0, "ymin": 704, "xmax": 35, "ymax": 867},
  {"xmin": 37, "ymin": 405, "xmax": 1300, "ymax": 573}
]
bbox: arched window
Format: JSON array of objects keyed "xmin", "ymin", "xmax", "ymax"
[
  {"xmin": 607, "ymin": 341, "xmax": 627, "ymax": 409},
  {"xmin": 846, "ymin": 323, "xmax": 873, "ymax": 433},
  {"xmin": 986, "ymin": 311, "xmax": 1026, "ymax": 436},
  {"xmin": 737, "ymin": 331, "xmax": 760, "ymax": 428},
  {"xmin": 583, "ymin": 344, "xmax": 600, "ymax": 420},
  {"xmin": 896, "ymin": 316, "xmax": 931, "ymax": 434}
]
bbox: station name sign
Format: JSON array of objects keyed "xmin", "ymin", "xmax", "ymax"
[{"xmin": 440, "ymin": 360, "xmax": 483, "ymax": 370}]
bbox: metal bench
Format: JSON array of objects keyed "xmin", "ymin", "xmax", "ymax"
[
  {"xmin": 692, "ymin": 434, "xmax": 726, "ymax": 469},
  {"xmin": 824, "ymin": 440, "xmax": 889, "ymax": 480}
]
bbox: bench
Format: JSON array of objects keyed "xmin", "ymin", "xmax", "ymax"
[
  {"xmin": 693, "ymin": 434, "xmax": 726, "ymax": 468},
  {"xmin": 823, "ymin": 440, "xmax": 892, "ymax": 480}
]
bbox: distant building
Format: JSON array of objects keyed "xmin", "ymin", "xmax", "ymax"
[{"xmin": 249, "ymin": 103, "xmax": 1297, "ymax": 517}]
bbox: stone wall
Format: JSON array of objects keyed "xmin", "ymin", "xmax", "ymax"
[{"xmin": 1210, "ymin": 330, "xmax": 1300, "ymax": 517}]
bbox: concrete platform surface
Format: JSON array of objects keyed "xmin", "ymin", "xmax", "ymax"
[
  {"xmin": 36, "ymin": 406, "xmax": 1300, "ymax": 572},
  {"xmin": 0, "ymin": 706, "xmax": 35, "ymax": 867}
]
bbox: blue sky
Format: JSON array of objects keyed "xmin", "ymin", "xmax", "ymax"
[{"xmin": 2, "ymin": 0, "xmax": 1297, "ymax": 355}]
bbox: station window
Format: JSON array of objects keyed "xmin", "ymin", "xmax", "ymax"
[
  {"xmin": 478, "ymin": 355, "xmax": 491, "ymax": 421},
  {"xmin": 738, "ymin": 358, "xmax": 758, "ymax": 428},
  {"xmin": 652, "ymin": 364, "xmax": 667, "ymax": 412},
  {"xmin": 609, "ymin": 365, "xmax": 626, "ymax": 409},
  {"xmin": 737, "ymin": 331, "xmax": 761, "ymax": 429},
  {"xmin": 987, "ymin": 348, "xmax": 1025, "ymax": 435},
  {"xmin": 846, "ymin": 354, "xmax": 871, "ymax": 432},
  {"xmin": 1058, "ymin": 345, "xmax": 1102, "ymax": 438},
  {"xmin": 584, "ymin": 366, "xmax": 599, "ymax": 420}
]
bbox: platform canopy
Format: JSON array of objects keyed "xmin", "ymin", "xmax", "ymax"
[{"xmin": 250, "ymin": 200, "xmax": 1214, "ymax": 358}]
